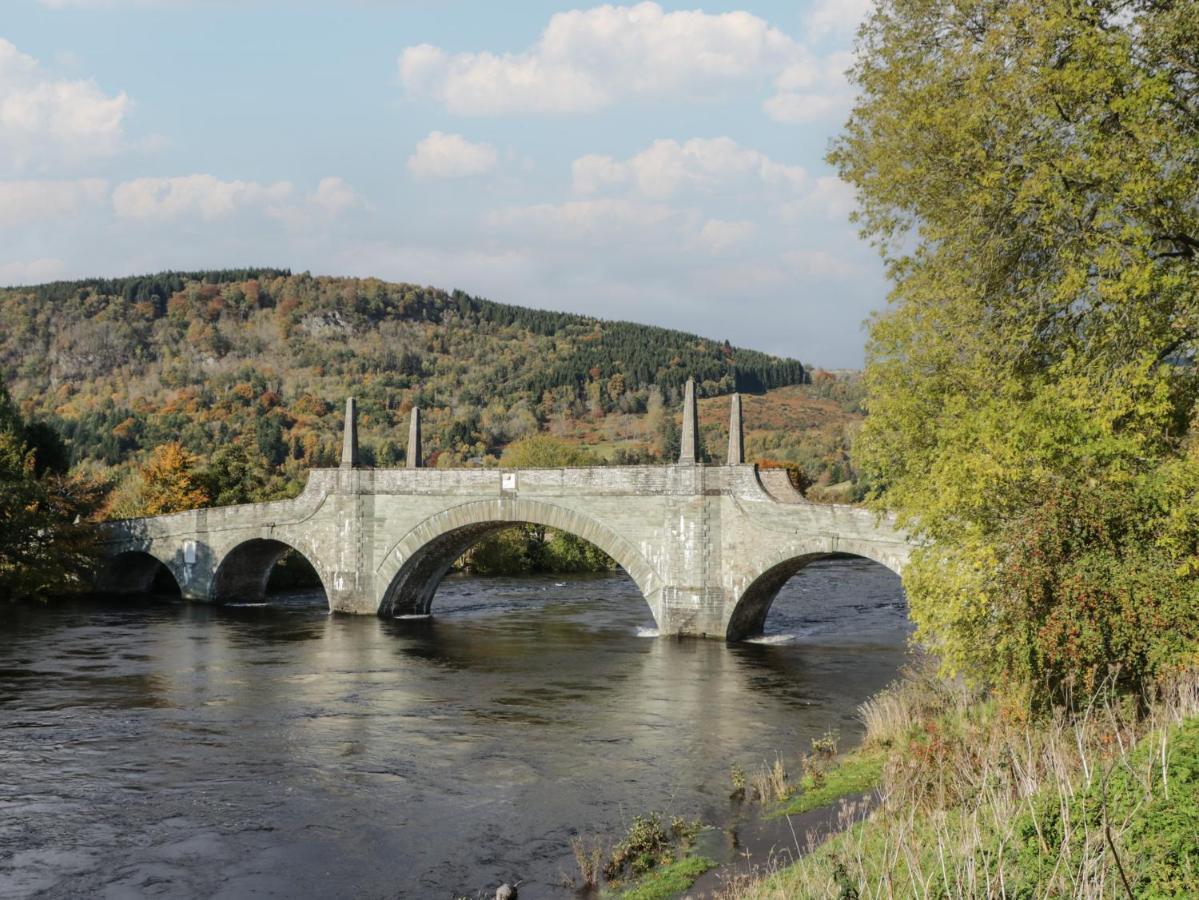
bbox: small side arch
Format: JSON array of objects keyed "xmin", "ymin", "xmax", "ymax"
[
  {"xmin": 726, "ymin": 539, "xmax": 906, "ymax": 641},
  {"xmin": 210, "ymin": 538, "xmax": 331, "ymax": 605},
  {"xmin": 95, "ymin": 549, "xmax": 182, "ymax": 597},
  {"xmin": 375, "ymin": 497, "xmax": 663, "ymax": 621}
]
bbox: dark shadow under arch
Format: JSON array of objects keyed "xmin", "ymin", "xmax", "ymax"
[
  {"xmin": 380, "ymin": 521, "xmax": 628, "ymax": 618},
  {"xmin": 374, "ymin": 499, "xmax": 662, "ymax": 623},
  {"xmin": 726, "ymin": 552, "xmax": 905, "ymax": 641},
  {"xmin": 95, "ymin": 550, "xmax": 182, "ymax": 597},
  {"xmin": 211, "ymin": 539, "xmax": 328, "ymax": 605}
]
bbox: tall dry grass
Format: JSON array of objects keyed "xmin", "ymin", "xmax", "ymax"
[{"xmin": 724, "ymin": 666, "xmax": 1199, "ymax": 899}]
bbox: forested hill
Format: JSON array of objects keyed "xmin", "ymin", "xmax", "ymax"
[{"xmin": 0, "ymin": 270, "xmax": 806, "ymax": 488}]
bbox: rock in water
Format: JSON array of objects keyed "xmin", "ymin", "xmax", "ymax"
[{"xmin": 495, "ymin": 885, "xmax": 517, "ymax": 900}]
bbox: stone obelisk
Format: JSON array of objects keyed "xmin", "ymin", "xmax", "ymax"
[
  {"xmin": 679, "ymin": 377, "xmax": 699, "ymax": 464},
  {"xmin": 406, "ymin": 406, "xmax": 423, "ymax": 468},
  {"xmin": 340, "ymin": 397, "xmax": 358, "ymax": 469},
  {"xmin": 727, "ymin": 393, "xmax": 744, "ymax": 465}
]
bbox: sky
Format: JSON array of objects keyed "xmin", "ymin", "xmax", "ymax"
[{"xmin": 0, "ymin": 0, "xmax": 883, "ymax": 367}]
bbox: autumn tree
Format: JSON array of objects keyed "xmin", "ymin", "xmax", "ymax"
[
  {"xmin": 837, "ymin": 0, "xmax": 1199, "ymax": 706},
  {"xmin": 135, "ymin": 442, "xmax": 210, "ymax": 516}
]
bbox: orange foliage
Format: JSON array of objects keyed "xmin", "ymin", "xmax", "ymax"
[
  {"xmin": 138, "ymin": 442, "xmax": 209, "ymax": 516},
  {"xmin": 112, "ymin": 417, "xmax": 138, "ymax": 441}
]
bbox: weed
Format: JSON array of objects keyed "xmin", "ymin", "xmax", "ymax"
[
  {"xmin": 729, "ymin": 762, "xmax": 747, "ymax": 799},
  {"xmin": 810, "ymin": 729, "xmax": 839, "ymax": 760},
  {"xmin": 605, "ymin": 813, "xmax": 673, "ymax": 880},
  {"xmin": 669, "ymin": 815, "xmax": 702, "ymax": 845},
  {"xmin": 569, "ymin": 834, "xmax": 605, "ymax": 888}
]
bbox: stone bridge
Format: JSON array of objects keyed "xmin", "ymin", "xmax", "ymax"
[{"xmin": 96, "ymin": 381, "xmax": 912, "ymax": 641}]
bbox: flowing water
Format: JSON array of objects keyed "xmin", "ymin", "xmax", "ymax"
[{"xmin": 0, "ymin": 558, "xmax": 909, "ymax": 899}]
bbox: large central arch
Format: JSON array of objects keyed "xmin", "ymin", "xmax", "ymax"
[
  {"xmin": 374, "ymin": 498, "xmax": 663, "ymax": 622},
  {"xmin": 725, "ymin": 539, "xmax": 905, "ymax": 641}
]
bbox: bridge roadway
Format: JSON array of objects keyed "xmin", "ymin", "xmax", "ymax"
[{"xmin": 97, "ymin": 382, "xmax": 911, "ymax": 641}]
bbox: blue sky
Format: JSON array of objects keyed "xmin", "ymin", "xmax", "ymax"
[{"xmin": 1, "ymin": 0, "xmax": 881, "ymax": 367}]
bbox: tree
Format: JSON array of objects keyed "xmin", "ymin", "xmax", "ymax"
[
  {"xmin": 202, "ymin": 440, "xmax": 271, "ymax": 507},
  {"xmin": 499, "ymin": 434, "xmax": 597, "ymax": 468},
  {"xmin": 256, "ymin": 416, "xmax": 287, "ymax": 467},
  {"xmin": 136, "ymin": 443, "xmax": 210, "ymax": 516},
  {"xmin": 0, "ymin": 385, "xmax": 101, "ymax": 600},
  {"xmin": 836, "ymin": 0, "xmax": 1199, "ymax": 706}
]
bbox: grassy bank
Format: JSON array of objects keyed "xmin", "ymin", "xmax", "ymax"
[
  {"xmin": 616, "ymin": 854, "xmax": 716, "ymax": 899},
  {"xmin": 721, "ymin": 667, "xmax": 1199, "ymax": 898},
  {"xmin": 564, "ymin": 812, "xmax": 713, "ymax": 898}
]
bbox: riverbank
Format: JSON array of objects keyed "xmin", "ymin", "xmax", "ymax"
[
  {"xmin": 575, "ymin": 662, "xmax": 1199, "ymax": 899},
  {"xmin": 706, "ymin": 665, "xmax": 1199, "ymax": 898}
]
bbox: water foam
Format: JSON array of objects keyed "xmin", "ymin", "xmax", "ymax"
[
  {"xmin": 745, "ymin": 633, "xmax": 796, "ymax": 645},
  {"xmin": 634, "ymin": 626, "xmax": 660, "ymax": 638}
]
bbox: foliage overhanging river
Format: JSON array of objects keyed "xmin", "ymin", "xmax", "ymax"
[{"xmin": 0, "ymin": 557, "xmax": 909, "ymax": 899}]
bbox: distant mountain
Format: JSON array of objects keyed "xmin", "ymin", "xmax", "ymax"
[{"xmin": 0, "ymin": 270, "xmax": 813, "ymax": 486}]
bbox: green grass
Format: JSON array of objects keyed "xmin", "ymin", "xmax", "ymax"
[
  {"xmin": 770, "ymin": 749, "xmax": 884, "ymax": 818},
  {"xmin": 748, "ymin": 715, "xmax": 1199, "ymax": 898},
  {"xmin": 616, "ymin": 855, "xmax": 716, "ymax": 900},
  {"xmin": 1003, "ymin": 715, "xmax": 1199, "ymax": 896}
]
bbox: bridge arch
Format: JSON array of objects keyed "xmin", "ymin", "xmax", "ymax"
[
  {"xmin": 211, "ymin": 538, "xmax": 331, "ymax": 606},
  {"xmin": 725, "ymin": 539, "xmax": 905, "ymax": 641},
  {"xmin": 375, "ymin": 498, "xmax": 663, "ymax": 622},
  {"xmin": 95, "ymin": 549, "xmax": 182, "ymax": 597}
]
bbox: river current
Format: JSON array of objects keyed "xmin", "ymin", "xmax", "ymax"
[{"xmin": 0, "ymin": 558, "xmax": 909, "ymax": 899}]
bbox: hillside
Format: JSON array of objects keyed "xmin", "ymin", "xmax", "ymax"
[{"xmin": 0, "ymin": 270, "xmax": 859, "ymax": 503}]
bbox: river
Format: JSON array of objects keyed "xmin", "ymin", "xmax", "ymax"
[{"xmin": 0, "ymin": 558, "xmax": 909, "ymax": 899}]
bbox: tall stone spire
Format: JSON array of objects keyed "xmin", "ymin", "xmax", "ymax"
[
  {"xmin": 340, "ymin": 397, "xmax": 358, "ymax": 469},
  {"xmin": 406, "ymin": 406, "xmax": 423, "ymax": 469},
  {"xmin": 727, "ymin": 392, "xmax": 744, "ymax": 465},
  {"xmin": 678, "ymin": 377, "xmax": 699, "ymax": 465}
]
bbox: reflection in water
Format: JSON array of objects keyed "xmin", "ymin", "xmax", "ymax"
[{"xmin": 0, "ymin": 558, "xmax": 908, "ymax": 899}]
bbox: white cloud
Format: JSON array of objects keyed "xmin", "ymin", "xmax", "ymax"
[
  {"xmin": 764, "ymin": 91, "xmax": 846, "ymax": 123},
  {"xmin": 802, "ymin": 0, "xmax": 874, "ymax": 41},
  {"xmin": 764, "ymin": 50, "xmax": 855, "ymax": 124},
  {"xmin": 308, "ymin": 176, "xmax": 363, "ymax": 217},
  {"xmin": 783, "ymin": 248, "xmax": 854, "ymax": 277},
  {"xmin": 0, "ymin": 258, "xmax": 67, "ymax": 285},
  {"xmin": 112, "ymin": 174, "xmax": 293, "ymax": 221},
  {"xmin": 0, "ymin": 178, "xmax": 108, "ymax": 227},
  {"xmin": 488, "ymin": 198, "xmax": 676, "ymax": 243},
  {"xmin": 698, "ymin": 218, "xmax": 756, "ymax": 252},
  {"xmin": 774, "ymin": 174, "xmax": 857, "ymax": 222},
  {"xmin": 398, "ymin": 2, "xmax": 797, "ymax": 115},
  {"xmin": 268, "ymin": 175, "xmax": 365, "ymax": 228},
  {"xmin": 808, "ymin": 175, "xmax": 857, "ymax": 219},
  {"xmin": 573, "ymin": 137, "xmax": 806, "ymax": 199},
  {"xmin": 0, "ymin": 39, "xmax": 130, "ymax": 168},
  {"xmin": 571, "ymin": 154, "xmax": 629, "ymax": 195},
  {"xmin": 407, "ymin": 131, "xmax": 499, "ymax": 179}
]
